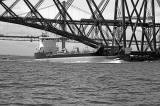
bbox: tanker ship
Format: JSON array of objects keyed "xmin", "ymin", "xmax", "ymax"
[
  {"xmin": 34, "ymin": 34, "xmax": 122, "ymax": 64},
  {"xmin": 34, "ymin": 34, "xmax": 159, "ymax": 62},
  {"xmin": 34, "ymin": 34, "xmax": 102, "ymax": 59}
]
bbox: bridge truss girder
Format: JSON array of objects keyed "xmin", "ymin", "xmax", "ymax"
[
  {"xmin": 0, "ymin": 0, "xmax": 101, "ymax": 48},
  {"xmin": 0, "ymin": 0, "xmax": 160, "ymax": 54},
  {"xmin": 117, "ymin": 0, "xmax": 160, "ymax": 52}
]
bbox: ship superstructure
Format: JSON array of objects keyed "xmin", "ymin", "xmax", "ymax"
[{"xmin": 38, "ymin": 35, "xmax": 59, "ymax": 56}]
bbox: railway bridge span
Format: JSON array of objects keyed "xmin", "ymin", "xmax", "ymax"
[{"xmin": 1, "ymin": 0, "xmax": 160, "ymax": 57}]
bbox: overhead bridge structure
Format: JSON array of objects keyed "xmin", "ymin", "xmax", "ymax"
[{"xmin": 1, "ymin": 0, "xmax": 160, "ymax": 57}]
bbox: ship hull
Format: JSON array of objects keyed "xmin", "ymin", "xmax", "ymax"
[
  {"xmin": 34, "ymin": 52, "xmax": 121, "ymax": 63},
  {"xmin": 34, "ymin": 52, "xmax": 98, "ymax": 59}
]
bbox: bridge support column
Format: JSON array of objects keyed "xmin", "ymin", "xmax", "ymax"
[
  {"xmin": 151, "ymin": 0, "xmax": 156, "ymax": 51},
  {"xmin": 61, "ymin": 1, "xmax": 66, "ymax": 50},
  {"xmin": 121, "ymin": 0, "xmax": 126, "ymax": 48}
]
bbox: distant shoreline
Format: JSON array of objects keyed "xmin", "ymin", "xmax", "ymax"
[{"xmin": 0, "ymin": 55, "xmax": 34, "ymax": 60}]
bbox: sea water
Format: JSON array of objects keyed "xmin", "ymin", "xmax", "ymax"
[{"xmin": 0, "ymin": 55, "xmax": 160, "ymax": 106}]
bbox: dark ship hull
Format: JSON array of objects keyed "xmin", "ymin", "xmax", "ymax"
[
  {"xmin": 34, "ymin": 52, "xmax": 99, "ymax": 59},
  {"xmin": 34, "ymin": 51, "xmax": 122, "ymax": 64}
]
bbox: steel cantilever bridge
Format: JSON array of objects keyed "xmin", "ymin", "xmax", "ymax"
[{"xmin": 0, "ymin": 0, "xmax": 160, "ymax": 56}]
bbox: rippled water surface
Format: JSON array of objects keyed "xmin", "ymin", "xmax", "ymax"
[{"xmin": 0, "ymin": 55, "xmax": 160, "ymax": 106}]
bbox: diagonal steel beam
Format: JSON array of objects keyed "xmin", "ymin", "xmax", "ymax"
[
  {"xmin": 125, "ymin": 0, "xmax": 140, "ymax": 51},
  {"xmin": 55, "ymin": 0, "xmax": 85, "ymax": 37},
  {"xmin": 86, "ymin": 0, "xmax": 110, "ymax": 37},
  {"xmin": 0, "ymin": 1, "xmax": 18, "ymax": 17},
  {"xmin": 53, "ymin": 0, "xmax": 100, "ymax": 47},
  {"xmin": 26, "ymin": 0, "xmax": 44, "ymax": 17},
  {"xmin": 130, "ymin": 0, "xmax": 142, "ymax": 23},
  {"xmin": 87, "ymin": 0, "xmax": 121, "ymax": 47},
  {"xmin": 145, "ymin": 27, "xmax": 160, "ymax": 51},
  {"xmin": 82, "ymin": 0, "xmax": 105, "ymax": 35},
  {"xmin": 0, "ymin": 16, "xmax": 100, "ymax": 48},
  {"xmin": 54, "ymin": 0, "xmax": 74, "ymax": 19},
  {"xmin": 52, "ymin": 0, "xmax": 101, "ymax": 46},
  {"xmin": 1, "ymin": 0, "xmax": 20, "ymax": 16},
  {"xmin": 54, "ymin": 0, "xmax": 74, "ymax": 27},
  {"xmin": 86, "ymin": 0, "xmax": 108, "ymax": 46},
  {"xmin": 127, "ymin": 0, "xmax": 152, "ymax": 51},
  {"xmin": 23, "ymin": 0, "xmax": 52, "ymax": 28},
  {"xmin": 141, "ymin": 0, "xmax": 147, "ymax": 52},
  {"xmin": 53, "ymin": 0, "xmax": 75, "ymax": 34}
]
